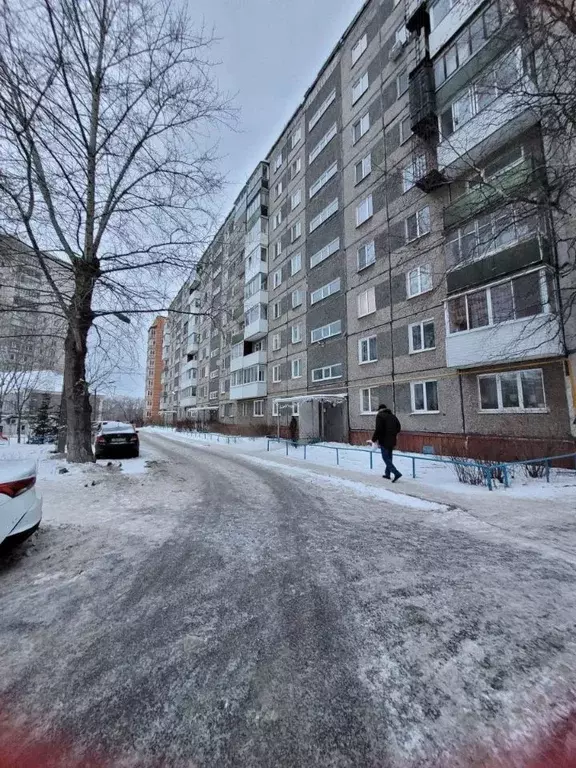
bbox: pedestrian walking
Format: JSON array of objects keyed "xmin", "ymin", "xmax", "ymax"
[
  {"xmin": 289, "ymin": 416, "xmax": 299, "ymax": 448},
  {"xmin": 371, "ymin": 404, "xmax": 402, "ymax": 482}
]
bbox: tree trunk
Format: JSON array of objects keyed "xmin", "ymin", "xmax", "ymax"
[{"xmin": 57, "ymin": 382, "xmax": 67, "ymax": 454}]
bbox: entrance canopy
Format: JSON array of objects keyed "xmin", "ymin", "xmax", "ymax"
[
  {"xmin": 185, "ymin": 406, "xmax": 218, "ymax": 414},
  {"xmin": 273, "ymin": 393, "xmax": 348, "ymax": 406}
]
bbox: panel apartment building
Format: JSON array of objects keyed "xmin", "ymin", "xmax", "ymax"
[
  {"xmin": 164, "ymin": 0, "xmax": 576, "ymax": 456},
  {"xmin": 144, "ymin": 316, "xmax": 166, "ymax": 422}
]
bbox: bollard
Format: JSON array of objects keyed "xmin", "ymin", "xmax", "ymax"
[
  {"xmin": 267, "ymin": 439, "xmax": 270, "ymax": 452},
  {"xmin": 304, "ymin": 444, "xmax": 307, "ymax": 460},
  {"xmin": 412, "ymin": 457, "xmax": 416, "ymax": 479},
  {"xmin": 369, "ymin": 451, "xmax": 373, "ymax": 470},
  {"xmin": 285, "ymin": 441, "xmax": 289, "ymax": 456},
  {"xmin": 546, "ymin": 459, "xmax": 551, "ymax": 483},
  {"xmin": 336, "ymin": 448, "xmax": 340, "ymax": 466}
]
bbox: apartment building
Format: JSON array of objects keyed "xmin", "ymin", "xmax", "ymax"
[
  {"xmin": 162, "ymin": 0, "xmax": 576, "ymax": 456},
  {"xmin": 144, "ymin": 316, "xmax": 166, "ymax": 422}
]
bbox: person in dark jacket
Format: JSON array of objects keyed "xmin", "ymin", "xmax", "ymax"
[
  {"xmin": 372, "ymin": 404, "xmax": 402, "ymax": 482},
  {"xmin": 289, "ymin": 416, "xmax": 298, "ymax": 448}
]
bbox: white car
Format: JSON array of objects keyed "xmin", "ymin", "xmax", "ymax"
[{"xmin": 0, "ymin": 461, "xmax": 42, "ymax": 547}]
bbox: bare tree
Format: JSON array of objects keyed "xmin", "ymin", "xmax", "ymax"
[
  {"xmin": 101, "ymin": 395, "xmax": 145, "ymax": 424},
  {"xmin": 0, "ymin": 0, "xmax": 232, "ymax": 462}
]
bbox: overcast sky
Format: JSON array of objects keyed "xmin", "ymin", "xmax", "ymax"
[{"xmin": 117, "ymin": 0, "xmax": 366, "ymax": 397}]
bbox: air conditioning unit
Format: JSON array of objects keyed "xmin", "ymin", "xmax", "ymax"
[{"xmin": 389, "ymin": 40, "xmax": 404, "ymax": 61}]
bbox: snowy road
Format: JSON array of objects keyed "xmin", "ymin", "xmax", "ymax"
[{"xmin": 1, "ymin": 431, "xmax": 576, "ymax": 767}]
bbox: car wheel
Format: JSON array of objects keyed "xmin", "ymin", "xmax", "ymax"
[{"xmin": 3, "ymin": 523, "xmax": 40, "ymax": 548}]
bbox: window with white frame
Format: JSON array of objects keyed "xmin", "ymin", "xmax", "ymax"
[
  {"xmin": 290, "ymin": 220, "xmax": 302, "ymax": 242},
  {"xmin": 357, "ymin": 241, "xmax": 376, "ymax": 271},
  {"xmin": 290, "ymin": 253, "xmax": 302, "ymax": 275},
  {"xmin": 400, "ymin": 115, "xmax": 412, "ymax": 144},
  {"xmin": 272, "ymin": 332, "xmax": 281, "ymax": 351},
  {"xmin": 309, "ymin": 123, "xmax": 338, "ymax": 164},
  {"xmin": 272, "ymin": 400, "xmax": 280, "ymax": 416},
  {"xmin": 352, "ymin": 72, "xmax": 369, "ymax": 104},
  {"xmin": 405, "ymin": 206, "xmax": 431, "ymax": 242},
  {"xmin": 291, "ymin": 358, "xmax": 302, "ymax": 379},
  {"xmin": 356, "ymin": 194, "xmax": 373, "ymax": 226},
  {"xmin": 273, "ymin": 269, "xmax": 282, "ymax": 289},
  {"xmin": 358, "ymin": 286, "xmax": 376, "ymax": 317},
  {"xmin": 272, "ymin": 300, "xmax": 282, "ymax": 320},
  {"xmin": 352, "ymin": 33, "xmax": 368, "ymax": 65},
  {"xmin": 358, "ymin": 335, "xmax": 377, "ymax": 363},
  {"xmin": 310, "ymin": 237, "xmax": 340, "ymax": 268},
  {"xmin": 396, "ymin": 69, "xmax": 409, "ymax": 97},
  {"xmin": 447, "ymin": 270, "xmax": 552, "ymax": 334},
  {"xmin": 311, "ymin": 320, "xmax": 342, "ymax": 343},
  {"xmin": 402, "ymin": 154, "xmax": 426, "ymax": 192},
  {"xmin": 411, "ymin": 380, "xmax": 439, "ymax": 412},
  {"xmin": 292, "ymin": 402, "xmax": 300, "ymax": 416},
  {"xmin": 291, "ymin": 126, "xmax": 302, "ymax": 148},
  {"xmin": 309, "ymin": 89, "xmax": 337, "ymax": 131},
  {"xmin": 360, "ymin": 387, "xmax": 378, "ymax": 414},
  {"xmin": 409, "ymin": 320, "xmax": 436, "ymax": 353},
  {"xmin": 253, "ymin": 400, "xmax": 264, "ymax": 417},
  {"xmin": 290, "ymin": 157, "xmax": 302, "ymax": 179},
  {"xmin": 273, "ymin": 210, "xmax": 283, "ymax": 229},
  {"xmin": 275, "ymin": 180, "xmax": 283, "ymax": 199},
  {"xmin": 246, "ymin": 193, "xmax": 261, "ymax": 219},
  {"xmin": 478, "ymin": 368, "xmax": 546, "ymax": 412},
  {"xmin": 355, "ymin": 154, "xmax": 372, "ymax": 184},
  {"xmin": 274, "ymin": 153, "xmax": 284, "ymax": 172},
  {"xmin": 272, "ymin": 364, "xmax": 281, "ymax": 383},
  {"xmin": 291, "ymin": 189, "xmax": 302, "ymax": 210},
  {"xmin": 273, "ymin": 240, "xmax": 282, "ymax": 260},
  {"xmin": 291, "ymin": 288, "xmax": 305, "ymax": 308},
  {"xmin": 407, "ymin": 265, "xmax": 433, "ymax": 297},
  {"xmin": 291, "ymin": 324, "xmax": 302, "ymax": 344},
  {"xmin": 394, "ymin": 23, "xmax": 408, "ymax": 46},
  {"xmin": 309, "ymin": 199, "xmax": 339, "ymax": 232},
  {"xmin": 353, "ymin": 113, "xmax": 370, "ymax": 144},
  {"xmin": 310, "ymin": 278, "xmax": 341, "ymax": 305},
  {"xmin": 209, "ymin": 391, "xmax": 218, "ymax": 401},
  {"xmin": 312, "ymin": 364, "xmax": 343, "ymax": 381},
  {"xmin": 310, "ymin": 162, "xmax": 338, "ymax": 198}
]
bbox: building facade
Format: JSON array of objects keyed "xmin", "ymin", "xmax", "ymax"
[
  {"xmin": 144, "ymin": 316, "xmax": 166, "ymax": 422},
  {"xmin": 159, "ymin": 0, "xmax": 576, "ymax": 456}
]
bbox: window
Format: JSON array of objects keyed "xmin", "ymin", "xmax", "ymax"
[
  {"xmin": 290, "ymin": 253, "xmax": 302, "ymax": 275},
  {"xmin": 359, "ymin": 335, "xmax": 377, "ymax": 363},
  {"xmin": 275, "ymin": 180, "xmax": 283, "ymax": 199},
  {"xmin": 357, "ymin": 241, "xmax": 376, "ymax": 270},
  {"xmin": 409, "ymin": 320, "xmax": 436, "ymax": 353},
  {"xmin": 310, "ymin": 237, "xmax": 340, "ymax": 268},
  {"xmin": 291, "ymin": 288, "xmax": 305, "ymax": 308},
  {"xmin": 273, "ymin": 240, "xmax": 282, "ymax": 260},
  {"xmin": 311, "ymin": 320, "xmax": 342, "ymax": 343},
  {"xmin": 253, "ymin": 400, "xmax": 264, "ymax": 417},
  {"xmin": 291, "ymin": 324, "xmax": 302, "ymax": 344},
  {"xmin": 273, "ymin": 269, "xmax": 282, "ymax": 289},
  {"xmin": 309, "ymin": 89, "xmax": 336, "ymax": 131},
  {"xmin": 220, "ymin": 379, "xmax": 227, "ymax": 394},
  {"xmin": 273, "ymin": 210, "xmax": 283, "ymax": 229},
  {"xmin": 478, "ymin": 369, "xmax": 546, "ymax": 412},
  {"xmin": 411, "ymin": 380, "xmax": 439, "ymax": 412},
  {"xmin": 290, "ymin": 220, "xmax": 302, "ymax": 242},
  {"xmin": 395, "ymin": 23, "xmax": 408, "ymax": 46},
  {"xmin": 290, "ymin": 158, "xmax": 302, "ymax": 179},
  {"xmin": 352, "ymin": 33, "xmax": 368, "ymax": 65},
  {"xmin": 291, "ymin": 359, "xmax": 302, "ymax": 379},
  {"xmin": 272, "ymin": 333, "xmax": 281, "ymax": 351},
  {"xmin": 352, "ymin": 72, "xmax": 369, "ymax": 104},
  {"xmin": 310, "ymin": 198, "xmax": 339, "ymax": 232},
  {"xmin": 360, "ymin": 387, "xmax": 378, "ymax": 414},
  {"xmin": 291, "ymin": 189, "xmax": 302, "ymax": 209},
  {"xmin": 356, "ymin": 195, "xmax": 373, "ymax": 226},
  {"xmin": 309, "ymin": 123, "xmax": 338, "ymax": 163},
  {"xmin": 402, "ymin": 154, "xmax": 426, "ymax": 192},
  {"xmin": 407, "ymin": 265, "xmax": 433, "ymax": 297},
  {"xmin": 247, "ymin": 193, "xmax": 261, "ymax": 219},
  {"xmin": 310, "ymin": 162, "xmax": 338, "ymax": 197},
  {"xmin": 445, "ymin": 205, "xmax": 538, "ymax": 269},
  {"xmin": 355, "ymin": 154, "xmax": 372, "ymax": 184},
  {"xmin": 291, "ymin": 126, "xmax": 302, "ymax": 148},
  {"xmin": 310, "ymin": 278, "xmax": 340, "ymax": 304},
  {"xmin": 429, "ymin": 0, "xmax": 452, "ymax": 30},
  {"xmin": 274, "ymin": 153, "xmax": 283, "ymax": 172},
  {"xmin": 312, "ymin": 364, "xmax": 343, "ymax": 381},
  {"xmin": 209, "ymin": 391, "xmax": 218, "ymax": 401},
  {"xmin": 272, "ymin": 364, "xmax": 281, "ymax": 383},
  {"xmin": 358, "ymin": 286, "xmax": 376, "ymax": 317},
  {"xmin": 292, "ymin": 403, "xmax": 300, "ymax": 417},
  {"xmin": 353, "ymin": 113, "xmax": 370, "ymax": 144},
  {"xmin": 447, "ymin": 271, "xmax": 549, "ymax": 334},
  {"xmin": 272, "ymin": 400, "xmax": 280, "ymax": 416},
  {"xmin": 272, "ymin": 300, "xmax": 281, "ymax": 320},
  {"xmin": 405, "ymin": 206, "xmax": 431, "ymax": 242},
  {"xmin": 396, "ymin": 69, "xmax": 409, "ymax": 97}
]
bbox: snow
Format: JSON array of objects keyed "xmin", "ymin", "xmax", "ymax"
[{"xmin": 144, "ymin": 427, "xmax": 576, "ymax": 502}]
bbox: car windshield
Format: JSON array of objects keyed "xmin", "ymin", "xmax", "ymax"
[{"xmin": 101, "ymin": 423, "xmax": 135, "ymax": 434}]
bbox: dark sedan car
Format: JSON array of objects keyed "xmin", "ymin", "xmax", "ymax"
[{"xmin": 94, "ymin": 422, "xmax": 139, "ymax": 459}]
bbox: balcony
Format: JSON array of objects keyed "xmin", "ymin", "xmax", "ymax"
[
  {"xmin": 409, "ymin": 59, "xmax": 437, "ymax": 140},
  {"xmin": 444, "ymin": 157, "xmax": 540, "ymax": 229},
  {"xmin": 229, "ymin": 381, "xmax": 267, "ymax": 401},
  {"xmin": 438, "ymin": 82, "xmax": 538, "ymax": 172},
  {"xmin": 446, "ymin": 313, "xmax": 563, "ymax": 369},
  {"xmin": 244, "ymin": 289, "xmax": 268, "ymax": 311},
  {"xmin": 186, "ymin": 335, "xmax": 199, "ymax": 355},
  {"xmin": 429, "ymin": 0, "xmax": 484, "ymax": 58},
  {"xmin": 406, "ymin": 0, "xmax": 429, "ymax": 33},
  {"xmin": 244, "ymin": 318, "xmax": 268, "ymax": 341},
  {"xmin": 230, "ymin": 349, "xmax": 267, "ymax": 373}
]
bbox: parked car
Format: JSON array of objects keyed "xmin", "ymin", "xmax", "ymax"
[
  {"xmin": 0, "ymin": 461, "xmax": 42, "ymax": 547},
  {"xmin": 94, "ymin": 422, "xmax": 139, "ymax": 459}
]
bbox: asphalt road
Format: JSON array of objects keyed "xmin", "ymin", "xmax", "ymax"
[{"xmin": 1, "ymin": 432, "xmax": 576, "ymax": 767}]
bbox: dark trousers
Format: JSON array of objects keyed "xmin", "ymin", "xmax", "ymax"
[{"xmin": 380, "ymin": 447, "xmax": 399, "ymax": 477}]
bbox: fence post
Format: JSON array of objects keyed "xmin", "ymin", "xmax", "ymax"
[
  {"xmin": 546, "ymin": 459, "xmax": 551, "ymax": 483},
  {"xmin": 285, "ymin": 441, "xmax": 289, "ymax": 456},
  {"xmin": 483, "ymin": 466, "xmax": 493, "ymax": 491},
  {"xmin": 369, "ymin": 451, "xmax": 373, "ymax": 470},
  {"xmin": 336, "ymin": 448, "xmax": 340, "ymax": 466},
  {"xmin": 304, "ymin": 444, "xmax": 307, "ymax": 461},
  {"xmin": 502, "ymin": 465, "xmax": 510, "ymax": 489},
  {"xmin": 267, "ymin": 439, "xmax": 270, "ymax": 452},
  {"xmin": 412, "ymin": 457, "xmax": 416, "ymax": 479}
]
